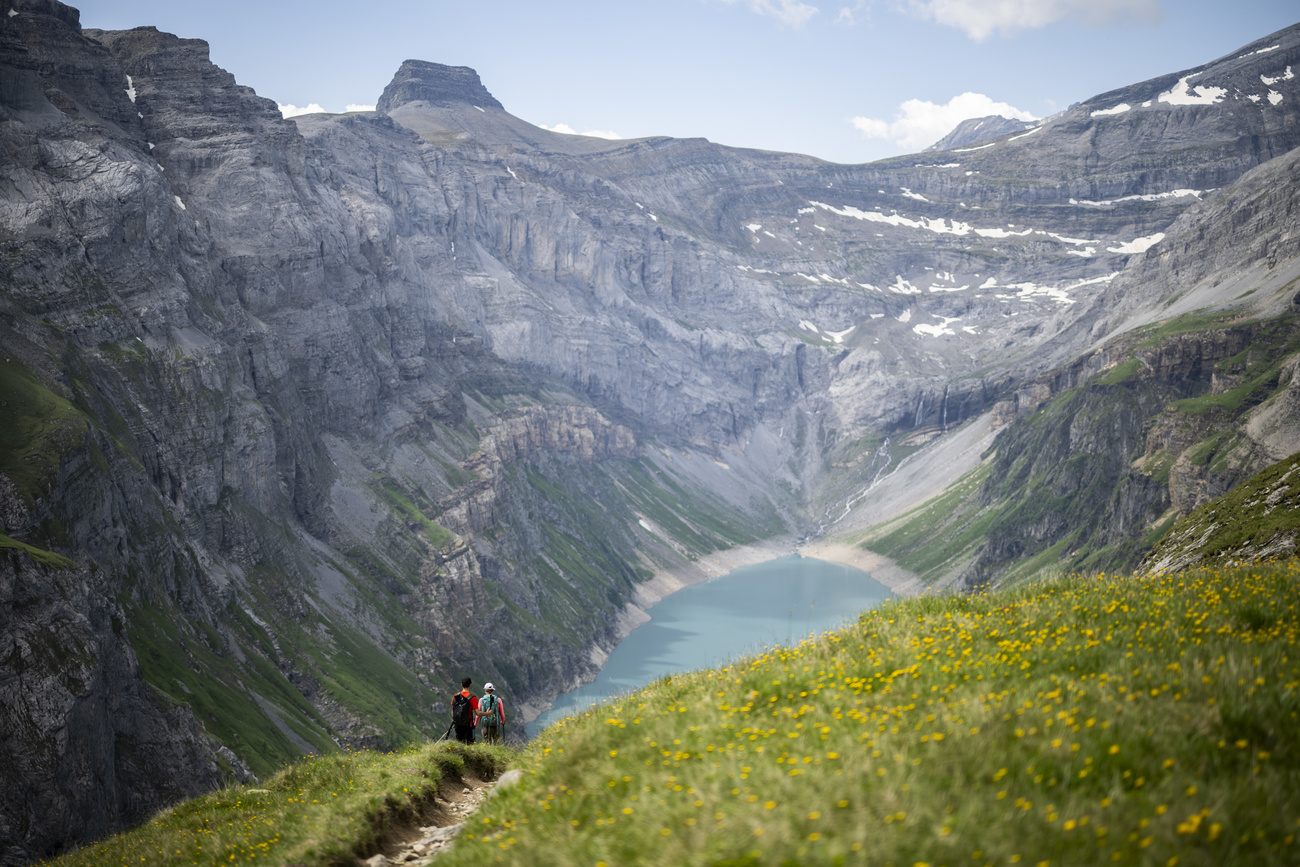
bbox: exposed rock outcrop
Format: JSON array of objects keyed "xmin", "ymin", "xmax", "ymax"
[
  {"xmin": 377, "ymin": 60, "xmax": 504, "ymax": 113},
  {"xmin": 3, "ymin": 2, "xmax": 1300, "ymax": 860},
  {"xmin": 0, "ymin": 553, "xmax": 217, "ymax": 864}
]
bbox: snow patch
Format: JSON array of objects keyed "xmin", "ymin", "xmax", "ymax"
[
  {"xmin": 649, "ymin": 213, "xmax": 659, "ymax": 222},
  {"xmin": 6, "ymin": 9, "xmax": 16, "ymax": 16},
  {"xmin": 951, "ymin": 141, "xmax": 997, "ymax": 153},
  {"xmin": 474, "ymin": 105, "xmax": 486, "ymax": 112},
  {"xmin": 763, "ymin": 230, "xmax": 776, "ymax": 238},
  {"xmin": 1158, "ymin": 74, "xmax": 1226, "ymax": 106},
  {"xmin": 897, "ymin": 309, "xmax": 912, "ymax": 323},
  {"xmin": 1260, "ymin": 66, "xmax": 1293, "ymax": 85},
  {"xmin": 746, "ymin": 224, "xmax": 762, "ymax": 233},
  {"xmin": 1009, "ymin": 125, "xmax": 1044, "ymax": 140},
  {"xmin": 1241, "ymin": 44, "xmax": 1281, "ymax": 59},
  {"xmin": 825, "ymin": 326, "xmax": 855, "ymax": 344},
  {"xmin": 1090, "ymin": 103, "xmax": 1130, "ymax": 117},
  {"xmin": 1069, "ymin": 189, "xmax": 1206, "ymax": 207},
  {"xmin": 1107, "ymin": 233, "xmax": 1165, "ymax": 255},
  {"xmin": 506, "ymin": 166, "xmax": 518, "ymax": 180},
  {"xmin": 914, "ymin": 315, "xmax": 960, "ymax": 337},
  {"xmin": 900, "ymin": 187, "xmax": 929, "ymax": 202},
  {"xmin": 125, "ymin": 75, "xmax": 137, "ymax": 103},
  {"xmin": 890, "ymin": 276, "xmax": 922, "ymax": 295},
  {"xmin": 797, "ymin": 320, "xmax": 855, "ymax": 344},
  {"xmin": 173, "ymin": 196, "xmax": 186, "ymax": 211},
  {"xmin": 809, "ymin": 201, "xmax": 1094, "ymax": 248},
  {"xmin": 1268, "ymin": 91, "xmax": 1284, "ymax": 106},
  {"xmin": 147, "ymin": 142, "xmax": 154, "ymax": 150},
  {"xmin": 978, "ymin": 272, "xmax": 1118, "ymax": 306}
]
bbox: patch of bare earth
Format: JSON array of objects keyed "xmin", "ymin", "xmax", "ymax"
[{"xmin": 357, "ymin": 768, "xmax": 522, "ymax": 866}]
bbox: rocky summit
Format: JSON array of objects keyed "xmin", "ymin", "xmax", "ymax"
[{"xmin": 2, "ymin": 0, "xmax": 1300, "ymax": 860}]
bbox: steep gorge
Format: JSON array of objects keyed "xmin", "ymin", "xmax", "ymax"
[{"xmin": 3, "ymin": 2, "xmax": 1300, "ymax": 860}]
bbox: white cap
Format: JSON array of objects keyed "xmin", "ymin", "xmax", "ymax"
[{"xmin": 484, "ymin": 682, "xmax": 495, "ymax": 691}]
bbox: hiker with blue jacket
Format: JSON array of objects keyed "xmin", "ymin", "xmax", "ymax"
[{"xmin": 476, "ymin": 682, "xmax": 506, "ymax": 744}]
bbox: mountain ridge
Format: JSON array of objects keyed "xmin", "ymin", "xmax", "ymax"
[{"xmin": 3, "ymin": 2, "xmax": 1300, "ymax": 860}]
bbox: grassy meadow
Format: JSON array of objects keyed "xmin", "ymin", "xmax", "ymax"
[
  {"xmin": 43, "ymin": 560, "xmax": 1300, "ymax": 866},
  {"xmin": 445, "ymin": 561, "xmax": 1300, "ymax": 866},
  {"xmin": 43, "ymin": 743, "xmax": 509, "ymax": 867}
]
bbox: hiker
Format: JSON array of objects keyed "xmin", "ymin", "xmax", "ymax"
[
  {"xmin": 451, "ymin": 677, "xmax": 479, "ymax": 744},
  {"xmin": 476, "ymin": 682, "xmax": 506, "ymax": 744}
]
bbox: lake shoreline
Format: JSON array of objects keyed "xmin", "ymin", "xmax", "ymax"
[
  {"xmin": 795, "ymin": 540, "xmax": 925, "ymax": 597},
  {"xmin": 521, "ymin": 538, "xmax": 908, "ymax": 731},
  {"xmin": 517, "ymin": 537, "xmax": 798, "ymax": 727}
]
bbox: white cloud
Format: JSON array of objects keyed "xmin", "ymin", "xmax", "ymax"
[
  {"xmin": 908, "ymin": 0, "xmax": 1163, "ymax": 40},
  {"xmin": 345, "ymin": 104, "xmax": 376, "ymax": 113},
  {"xmin": 277, "ymin": 103, "xmax": 326, "ymax": 118},
  {"xmin": 720, "ymin": 0, "xmax": 819, "ymax": 27},
  {"xmin": 851, "ymin": 92, "xmax": 1035, "ymax": 152},
  {"xmin": 539, "ymin": 123, "xmax": 623, "ymax": 140},
  {"xmin": 835, "ymin": 1, "xmax": 869, "ymax": 25}
]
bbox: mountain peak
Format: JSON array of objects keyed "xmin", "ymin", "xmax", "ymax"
[
  {"xmin": 376, "ymin": 60, "xmax": 503, "ymax": 113},
  {"xmin": 926, "ymin": 115, "xmax": 1036, "ymax": 152}
]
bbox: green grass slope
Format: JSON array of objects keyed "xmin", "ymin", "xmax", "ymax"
[
  {"xmin": 1145, "ymin": 451, "xmax": 1300, "ymax": 572},
  {"xmin": 44, "ymin": 743, "xmax": 509, "ymax": 867},
  {"xmin": 855, "ymin": 309, "xmax": 1300, "ymax": 590},
  {"xmin": 57, "ymin": 560, "xmax": 1300, "ymax": 866},
  {"xmin": 446, "ymin": 562, "xmax": 1300, "ymax": 867}
]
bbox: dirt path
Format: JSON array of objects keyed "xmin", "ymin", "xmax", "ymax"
[{"xmin": 358, "ymin": 769, "xmax": 522, "ymax": 866}]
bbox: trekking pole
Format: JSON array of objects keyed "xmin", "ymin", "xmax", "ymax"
[{"xmin": 436, "ymin": 720, "xmax": 454, "ymax": 743}]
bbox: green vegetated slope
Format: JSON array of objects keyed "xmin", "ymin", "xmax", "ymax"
[
  {"xmin": 1145, "ymin": 450, "xmax": 1300, "ymax": 572},
  {"xmin": 858, "ymin": 307, "xmax": 1300, "ymax": 589},
  {"xmin": 0, "ymin": 356, "xmax": 88, "ymax": 509},
  {"xmin": 45, "ymin": 742, "xmax": 509, "ymax": 867},
  {"xmin": 54, "ymin": 561, "xmax": 1300, "ymax": 866}
]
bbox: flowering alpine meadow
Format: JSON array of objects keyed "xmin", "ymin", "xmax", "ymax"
[
  {"xmin": 444, "ymin": 561, "xmax": 1300, "ymax": 866},
  {"xmin": 41, "ymin": 561, "xmax": 1300, "ymax": 866}
]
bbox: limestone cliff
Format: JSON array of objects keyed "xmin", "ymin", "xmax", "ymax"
[{"xmin": 3, "ymin": 1, "xmax": 1300, "ymax": 859}]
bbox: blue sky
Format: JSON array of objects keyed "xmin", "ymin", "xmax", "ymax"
[{"xmin": 76, "ymin": 0, "xmax": 1298, "ymax": 164}]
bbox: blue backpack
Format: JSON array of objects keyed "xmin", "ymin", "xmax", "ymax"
[{"xmin": 479, "ymin": 693, "xmax": 499, "ymax": 728}]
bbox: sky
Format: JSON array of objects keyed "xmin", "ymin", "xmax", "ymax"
[{"xmin": 75, "ymin": 0, "xmax": 1299, "ymax": 164}]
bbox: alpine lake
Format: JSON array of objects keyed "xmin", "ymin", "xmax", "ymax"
[{"xmin": 529, "ymin": 555, "xmax": 892, "ymax": 735}]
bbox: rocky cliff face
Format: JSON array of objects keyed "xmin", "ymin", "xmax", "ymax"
[
  {"xmin": 925, "ymin": 115, "xmax": 1037, "ymax": 151},
  {"xmin": 2, "ymin": 1, "xmax": 1300, "ymax": 859}
]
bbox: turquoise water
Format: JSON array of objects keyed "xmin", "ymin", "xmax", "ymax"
[{"xmin": 530, "ymin": 555, "xmax": 891, "ymax": 735}]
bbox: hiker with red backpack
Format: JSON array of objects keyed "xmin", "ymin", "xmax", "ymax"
[
  {"xmin": 476, "ymin": 682, "xmax": 506, "ymax": 744},
  {"xmin": 450, "ymin": 677, "xmax": 479, "ymax": 744}
]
